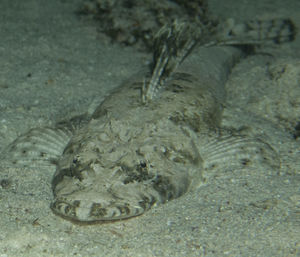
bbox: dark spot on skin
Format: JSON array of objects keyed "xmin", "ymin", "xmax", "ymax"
[
  {"xmin": 293, "ymin": 121, "xmax": 300, "ymax": 139},
  {"xmin": 166, "ymin": 83, "xmax": 185, "ymax": 93},
  {"xmin": 122, "ymin": 0, "xmax": 134, "ymax": 8},
  {"xmin": 123, "ymin": 161, "xmax": 154, "ymax": 184},
  {"xmin": 139, "ymin": 196, "xmax": 156, "ymax": 210},
  {"xmin": 90, "ymin": 203, "xmax": 107, "ymax": 217},
  {"xmin": 40, "ymin": 152, "xmax": 47, "ymax": 157},
  {"xmin": 241, "ymin": 158, "xmax": 250, "ymax": 166},
  {"xmin": 172, "ymin": 72, "xmax": 194, "ymax": 82},
  {"xmin": 140, "ymin": 161, "xmax": 147, "ymax": 168},
  {"xmin": 64, "ymin": 205, "xmax": 72, "ymax": 214},
  {"xmin": 152, "ymin": 175, "xmax": 175, "ymax": 202},
  {"xmin": 0, "ymin": 179, "xmax": 11, "ymax": 189},
  {"xmin": 73, "ymin": 200, "xmax": 81, "ymax": 207},
  {"xmin": 117, "ymin": 205, "xmax": 130, "ymax": 215}
]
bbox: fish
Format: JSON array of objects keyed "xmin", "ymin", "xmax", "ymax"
[{"xmin": 1, "ymin": 18, "xmax": 295, "ymax": 223}]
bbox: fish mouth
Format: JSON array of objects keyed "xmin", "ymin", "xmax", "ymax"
[
  {"xmin": 50, "ymin": 196, "xmax": 150, "ymax": 223},
  {"xmin": 50, "ymin": 159, "xmax": 159, "ymax": 222},
  {"xmin": 50, "ymin": 131, "xmax": 199, "ymax": 223}
]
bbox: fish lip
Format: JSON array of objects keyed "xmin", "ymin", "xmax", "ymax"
[
  {"xmin": 50, "ymin": 200, "xmax": 137, "ymax": 224},
  {"xmin": 50, "ymin": 197, "xmax": 147, "ymax": 223}
]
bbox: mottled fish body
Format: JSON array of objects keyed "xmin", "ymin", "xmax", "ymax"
[
  {"xmin": 1, "ymin": 18, "xmax": 295, "ymax": 223},
  {"xmin": 51, "ymin": 46, "xmax": 243, "ymax": 222}
]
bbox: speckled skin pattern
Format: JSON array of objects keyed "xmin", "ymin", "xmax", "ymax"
[
  {"xmin": 2, "ymin": 18, "xmax": 294, "ymax": 223},
  {"xmin": 50, "ymin": 46, "xmax": 277, "ymax": 222}
]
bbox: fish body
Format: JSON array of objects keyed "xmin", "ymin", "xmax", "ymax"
[
  {"xmin": 2, "ymin": 18, "xmax": 294, "ymax": 223},
  {"xmin": 51, "ymin": 46, "xmax": 243, "ymax": 222}
]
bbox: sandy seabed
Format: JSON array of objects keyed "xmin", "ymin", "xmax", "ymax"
[{"xmin": 0, "ymin": 0, "xmax": 299, "ymax": 256}]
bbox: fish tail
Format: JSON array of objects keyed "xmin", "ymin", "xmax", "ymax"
[{"xmin": 211, "ymin": 18, "xmax": 296, "ymax": 46}]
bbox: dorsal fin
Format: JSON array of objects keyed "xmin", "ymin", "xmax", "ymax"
[{"xmin": 142, "ymin": 20, "xmax": 201, "ymax": 103}]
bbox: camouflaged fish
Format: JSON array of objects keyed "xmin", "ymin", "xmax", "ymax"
[{"xmin": 2, "ymin": 18, "xmax": 295, "ymax": 223}]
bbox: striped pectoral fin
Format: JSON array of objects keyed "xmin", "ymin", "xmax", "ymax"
[
  {"xmin": 198, "ymin": 132, "xmax": 280, "ymax": 177},
  {"xmin": 1, "ymin": 127, "xmax": 72, "ymax": 168}
]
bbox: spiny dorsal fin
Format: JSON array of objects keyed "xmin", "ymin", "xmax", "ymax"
[
  {"xmin": 142, "ymin": 20, "xmax": 202, "ymax": 103},
  {"xmin": 142, "ymin": 18, "xmax": 296, "ymax": 103}
]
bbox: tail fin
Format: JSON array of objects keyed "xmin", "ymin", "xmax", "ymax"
[{"xmin": 209, "ymin": 18, "xmax": 296, "ymax": 46}]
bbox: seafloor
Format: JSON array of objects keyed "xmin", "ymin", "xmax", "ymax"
[{"xmin": 0, "ymin": 0, "xmax": 299, "ymax": 256}]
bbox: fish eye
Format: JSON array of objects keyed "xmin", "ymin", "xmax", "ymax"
[{"xmin": 140, "ymin": 161, "xmax": 147, "ymax": 168}]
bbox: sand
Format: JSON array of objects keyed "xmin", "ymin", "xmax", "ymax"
[{"xmin": 0, "ymin": 0, "xmax": 299, "ymax": 256}]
